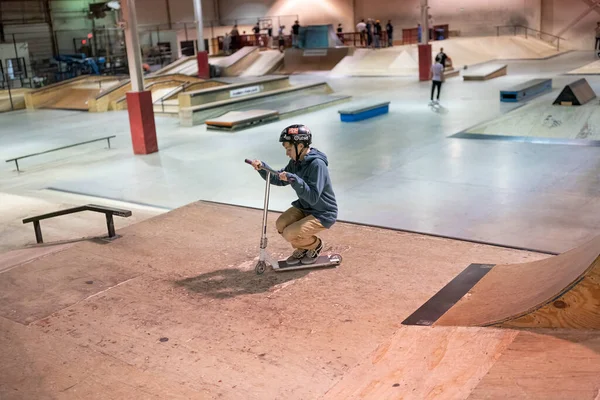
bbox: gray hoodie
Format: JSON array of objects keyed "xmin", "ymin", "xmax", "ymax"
[{"xmin": 258, "ymin": 148, "xmax": 338, "ymax": 228}]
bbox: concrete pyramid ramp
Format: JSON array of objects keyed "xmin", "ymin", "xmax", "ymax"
[
  {"xmin": 388, "ymin": 50, "xmax": 418, "ymax": 70},
  {"xmin": 403, "ymin": 234, "xmax": 600, "ymax": 329}
]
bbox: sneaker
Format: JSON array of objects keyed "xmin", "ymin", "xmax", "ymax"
[
  {"xmin": 301, "ymin": 239, "xmax": 323, "ymax": 265},
  {"xmin": 286, "ymin": 248, "xmax": 307, "ymax": 265}
]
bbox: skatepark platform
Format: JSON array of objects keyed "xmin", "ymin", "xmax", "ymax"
[
  {"xmin": 453, "ymin": 91, "xmax": 600, "ymax": 145},
  {"xmin": 500, "ymin": 78, "xmax": 552, "ymax": 102},
  {"xmin": 176, "ymin": 76, "xmax": 291, "ymax": 110},
  {"xmin": 1, "ymin": 201, "xmax": 599, "ymax": 399},
  {"xmin": 179, "ymin": 81, "xmax": 350, "ymax": 127},
  {"xmin": 463, "ymin": 63, "xmax": 508, "ymax": 81},
  {"xmin": 567, "ymin": 59, "xmax": 600, "ymax": 75},
  {"xmin": 330, "ymin": 36, "xmax": 565, "ymax": 77}
]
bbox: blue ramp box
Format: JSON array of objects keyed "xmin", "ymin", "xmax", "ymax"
[
  {"xmin": 500, "ymin": 78, "xmax": 552, "ymax": 103},
  {"xmin": 338, "ymin": 102, "xmax": 390, "ymax": 122}
]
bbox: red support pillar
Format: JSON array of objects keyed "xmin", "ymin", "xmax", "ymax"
[
  {"xmin": 122, "ymin": 0, "xmax": 158, "ymax": 155},
  {"xmin": 126, "ymin": 91, "xmax": 158, "ymax": 155},
  {"xmin": 418, "ymin": 43, "xmax": 432, "ymax": 81},
  {"xmin": 197, "ymin": 50, "xmax": 209, "ymax": 79}
]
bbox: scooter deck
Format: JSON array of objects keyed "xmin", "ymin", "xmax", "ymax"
[{"xmin": 274, "ymin": 254, "xmax": 342, "ymax": 272}]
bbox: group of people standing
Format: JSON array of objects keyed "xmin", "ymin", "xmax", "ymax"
[{"xmin": 355, "ymin": 19, "xmax": 394, "ymax": 48}]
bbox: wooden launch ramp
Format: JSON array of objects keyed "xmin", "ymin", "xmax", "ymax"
[{"xmin": 403, "ymin": 234, "xmax": 600, "ymax": 329}]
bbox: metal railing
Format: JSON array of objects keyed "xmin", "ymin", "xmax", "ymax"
[
  {"xmin": 496, "ymin": 25, "xmax": 565, "ymax": 51},
  {"xmin": 5, "ymin": 135, "xmax": 115, "ymax": 172},
  {"xmin": 23, "ymin": 204, "xmax": 132, "ymax": 244},
  {"xmin": 154, "ymin": 83, "xmax": 187, "ymax": 113}
]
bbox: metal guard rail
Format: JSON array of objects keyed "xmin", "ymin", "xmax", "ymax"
[
  {"xmin": 5, "ymin": 135, "xmax": 115, "ymax": 172},
  {"xmin": 23, "ymin": 204, "xmax": 132, "ymax": 244}
]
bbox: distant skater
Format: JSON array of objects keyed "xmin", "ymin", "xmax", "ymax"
[
  {"xmin": 595, "ymin": 22, "xmax": 600, "ymax": 51},
  {"xmin": 430, "ymin": 56, "xmax": 444, "ymax": 105}
]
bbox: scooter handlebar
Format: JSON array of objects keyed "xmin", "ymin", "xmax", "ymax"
[{"xmin": 245, "ymin": 158, "xmax": 295, "ymax": 182}]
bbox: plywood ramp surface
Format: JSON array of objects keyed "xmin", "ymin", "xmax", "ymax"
[
  {"xmin": 435, "ymin": 234, "xmax": 600, "ymax": 328},
  {"xmin": 467, "ymin": 330, "xmax": 600, "ymax": 400},
  {"xmin": 324, "ymin": 327, "xmax": 600, "ymax": 400},
  {"xmin": 323, "ymin": 326, "xmax": 518, "ymax": 400}
]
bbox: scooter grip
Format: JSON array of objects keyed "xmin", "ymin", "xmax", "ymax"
[{"xmin": 244, "ymin": 159, "xmax": 253, "ymax": 165}]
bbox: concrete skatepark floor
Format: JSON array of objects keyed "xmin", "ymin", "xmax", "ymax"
[{"xmin": 2, "ymin": 51, "xmax": 600, "ymax": 253}]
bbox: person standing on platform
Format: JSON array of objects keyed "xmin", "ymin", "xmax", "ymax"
[
  {"xmin": 417, "ymin": 23, "xmax": 422, "ymax": 44},
  {"xmin": 278, "ymin": 25, "xmax": 286, "ymax": 53},
  {"xmin": 595, "ymin": 22, "xmax": 600, "ymax": 51},
  {"xmin": 356, "ymin": 19, "xmax": 367, "ymax": 46},
  {"xmin": 230, "ymin": 25, "xmax": 239, "ymax": 53},
  {"xmin": 429, "ymin": 56, "xmax": 444, "ymax": 105},
  {"xmin": 374, "ymin": 20, "xmax": 382, "ymax": 48},
  {"xmin": 386, "ymin": 20, "xmax": 394, "ymax": 47},
  {"xmin": 366, "ymin": 19, "xmax": 373, "ymax": 48},
  {"xmin": 292, "ymin": 20, "xmax": 300, "ymax": 48}
]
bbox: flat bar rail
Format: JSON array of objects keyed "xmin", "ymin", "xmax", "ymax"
[
  {"xmin": 23, "ymin": 204, "xmax": 132, "ymax": 244},
  {"xmin": 495, "ymin": 25, "xmax": 565, "ymax": 51},
  {"xmin": 5, "ymin": 135, "xmax": 116, "ymax": 172}
]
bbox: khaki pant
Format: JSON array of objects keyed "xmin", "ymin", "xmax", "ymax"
[{"xmin": 276, "ymin": 207, "xmax": 325, "ymax": 250}]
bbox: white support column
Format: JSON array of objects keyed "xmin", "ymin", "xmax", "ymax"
[
  {"xmin": 421, "ymin": 0, "xmax": 429, "ymax": 44},
  {"xmin": 121, "ymin": 0, "xmax": 144, "ymax": 92},
  {"xmin": 193, "ymin": 0, "xmax": 205, "ymax": 52}
]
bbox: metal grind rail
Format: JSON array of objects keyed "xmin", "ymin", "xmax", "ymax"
[{"xmin": 5, "ymin": 135, "xmax": 115, "ymax": 172}]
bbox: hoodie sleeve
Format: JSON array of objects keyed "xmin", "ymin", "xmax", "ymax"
[
  {"xmin": 287, "ymin": 159, "xmax": 327, "ymax": 205},
  {"xmin": 257, "ymin": 161, "xmax": 291, "ymax": 186}
]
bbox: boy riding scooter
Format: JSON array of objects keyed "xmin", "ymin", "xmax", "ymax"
[{"xmin": 249, "ymin": 124, "xmax": 338, "ymax": 266}]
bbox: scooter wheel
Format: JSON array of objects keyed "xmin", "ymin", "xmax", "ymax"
[{"xmin": 255, "ymin": 261, "xmax": 267, "ymax": 275}]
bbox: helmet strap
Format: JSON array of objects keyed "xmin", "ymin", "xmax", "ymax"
[{"xmin": 294, "ymin": 143, "xmax": 300, "ymax": 165}]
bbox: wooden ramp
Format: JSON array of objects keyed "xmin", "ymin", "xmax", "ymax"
[
  {"xmin": 403, "ymin": 234, "xmax": 600, "ymax": 329},
  {"xmin": 25, "ymin": 76, "xmax": 124, "ymax": 111},
  {"xmin": 0, "ymin": 88, "xmax": 30, "ymax": 112},
  {"xmin": 1, "ymin": 201, "xmax": 599, "ymax": 399},
  {"xmin": 463, "ymin": 63, "xmax": 507, "ymax": 81},
  {"xmin": 42, "ymin": 88, "xmax": 100, "ymax": 111}
]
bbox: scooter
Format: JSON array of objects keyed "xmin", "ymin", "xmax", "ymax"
[{"xmin": 245, "ymin": 159, "xmax": 342, "ymax": 275}]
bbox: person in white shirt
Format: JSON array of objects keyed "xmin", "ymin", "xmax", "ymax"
[
  {"xmin": 430, "ymin": 56, "xmax": 444, "ymax": 104},
  {"xmin": 356, "ymin": 19, "xmax": 367, "ymax": 46}
]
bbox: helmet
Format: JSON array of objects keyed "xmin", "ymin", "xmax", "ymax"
[
  {"xmin": 279, "ymin": 124, "xmax": 312, "ymax": 163},
  {"xmin": 279, "ymin": 124, "xmax": 311, "ymax": 145}
]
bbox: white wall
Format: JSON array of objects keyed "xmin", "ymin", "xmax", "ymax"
[
  {"xmin": 218, "ymin": 0, "xmax": 353, "ymax": 35},
  {"xmin": 541, "ymin": 0, "xmax": 599, "ymax": 50},
  {"xmin": 355, "ymin": 0, "xmax": 540, "ymax": 38},
  {"xmin": 213, "ymin": 0, "xmax": 540, "ymax": 40}
]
